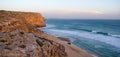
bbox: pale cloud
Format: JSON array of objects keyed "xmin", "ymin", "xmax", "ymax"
[
  {"xmin": 43, "ymin": 9, "xmax": 104, "ymax": 15},
  {"xmin": 72, "ymin": 10, "xmax": 104, "ymax": 14}
]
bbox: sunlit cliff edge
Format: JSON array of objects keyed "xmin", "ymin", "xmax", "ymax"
[{"xmin": 0, "ymin": 10, "xmax": 96, "ymax": 57}]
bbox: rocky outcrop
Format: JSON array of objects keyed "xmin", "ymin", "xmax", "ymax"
[
  {"xmin": 57, "ymin": 37, "xmax": 71, "ymax": 44},
  {"xmin": 0, "ymin": 10, "xmax": 46, "ymax": 33},
  {"xmin": 0, "ymin": 10, "xmax": 67, "ymax": 57}
]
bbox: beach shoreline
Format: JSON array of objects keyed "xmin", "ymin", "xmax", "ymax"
[{"xmin": 40, "ymin": 32, "xmax": 98, "ymax": 57}]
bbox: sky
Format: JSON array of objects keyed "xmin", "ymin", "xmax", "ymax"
[{"xmin": 0, "ymin": 0, "xmax": 120, "ymax": 19}]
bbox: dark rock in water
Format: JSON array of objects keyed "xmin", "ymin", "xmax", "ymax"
[{"xmin": 96, "ymin": 32, "xmax": 109, "ymax": 35}]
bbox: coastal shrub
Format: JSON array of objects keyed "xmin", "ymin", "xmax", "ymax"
[
  {"xmin": 4, "ymin": 46, "xmax": 12, "ymax": 50},
  {"xmin": 0, "ymin": 39, "xmax": 7, "ymax": 42},
  {"xmin": 10, "ymin": 34, "xmax": 15, "ymax": 37},
  {"xmin": 19, "ymin": 44, "xmax": 26, "ymax": 48},
  {"xmin": 0, "ymin": 26, "xmax": 2, "ymax": 30},
  {"xmin": 36, "ymin": 39, "xmax": 43, "ymax": 47},
  {"xmin": 0, "ymin": 55, "xmax": 8, "ymax": 57},
  {"xmin": 5, "ymin": 43, "xmax": 11, "ymax": 45},
  {"xmin": 20, "ymin": 32, "xmax": 24, "ymax": 34},
  {"xmin": 27, "ymin": 54, "xmax": 30, "ymax": 57},
  {"xmin": 0, "ymin": 36, "xmax": 2, "ymax": 38}
]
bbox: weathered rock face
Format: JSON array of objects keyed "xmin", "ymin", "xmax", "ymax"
[
  {"xmin": 0, "ymin": 10, "xmax": 46, "ymax": 32},
  {"xmin": 0, "ymin": 10, "xmax": 46, "ymax": 27},
  {"xmin": 0, "ymin": 10, "xmax": 67, "ymax": 57}
]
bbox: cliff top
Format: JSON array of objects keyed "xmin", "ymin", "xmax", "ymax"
[{"xmin": 0, "ymin": 10, "xmax": 46, "ymax": 33}]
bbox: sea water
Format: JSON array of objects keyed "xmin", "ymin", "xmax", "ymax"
[{"xmin": 42, "ymin": 19, "xmax": 120, "ymax": 57}]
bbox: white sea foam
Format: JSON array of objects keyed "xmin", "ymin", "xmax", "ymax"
[
  {"xmin": 92, "ymin": 30, "xmax": 97, "ymax": 33},
  {"xmin": 47, "ymin": 29, "xmax": 120, "ymax": 48},
  {"xmin": 46, "ymin": 24, "xmax": 56, "ymax": 28},
  {"xmin": 111, "ymin": 34, "xmax": 120, "ymax": 38}
]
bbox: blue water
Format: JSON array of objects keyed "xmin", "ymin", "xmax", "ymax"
[{"xmin": 42, "ymin": 19, "xmax": 120, "ymax": 57}]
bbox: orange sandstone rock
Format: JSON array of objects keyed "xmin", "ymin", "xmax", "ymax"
[{"xmin": 0, "ymin": 10, "xmax": 67, "ymax": 57}]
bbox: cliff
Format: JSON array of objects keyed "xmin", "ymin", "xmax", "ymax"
[
  {"xmin": 0, "ymin": 10, "xmax": 96, "ymax": 57},
  {"xmin": 0, "ymin": 10, "xmax": 67, "ymax": 57},
  {"xmin": 0, "ymin": 10, "xmax": 46, "ymax": 33}
]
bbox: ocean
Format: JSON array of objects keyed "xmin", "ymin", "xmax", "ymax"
[{"xmin": 42, "ymin": 19, "xmax": 120, "ymax": 57}]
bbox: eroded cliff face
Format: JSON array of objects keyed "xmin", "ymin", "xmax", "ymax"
[
  {"xmin": 0, "ymin": 10, "xmax": 46, "ymax": 33},
  {"xmin": 0, "ymin": 10, "xmax": 67, "ymax": 57}
]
